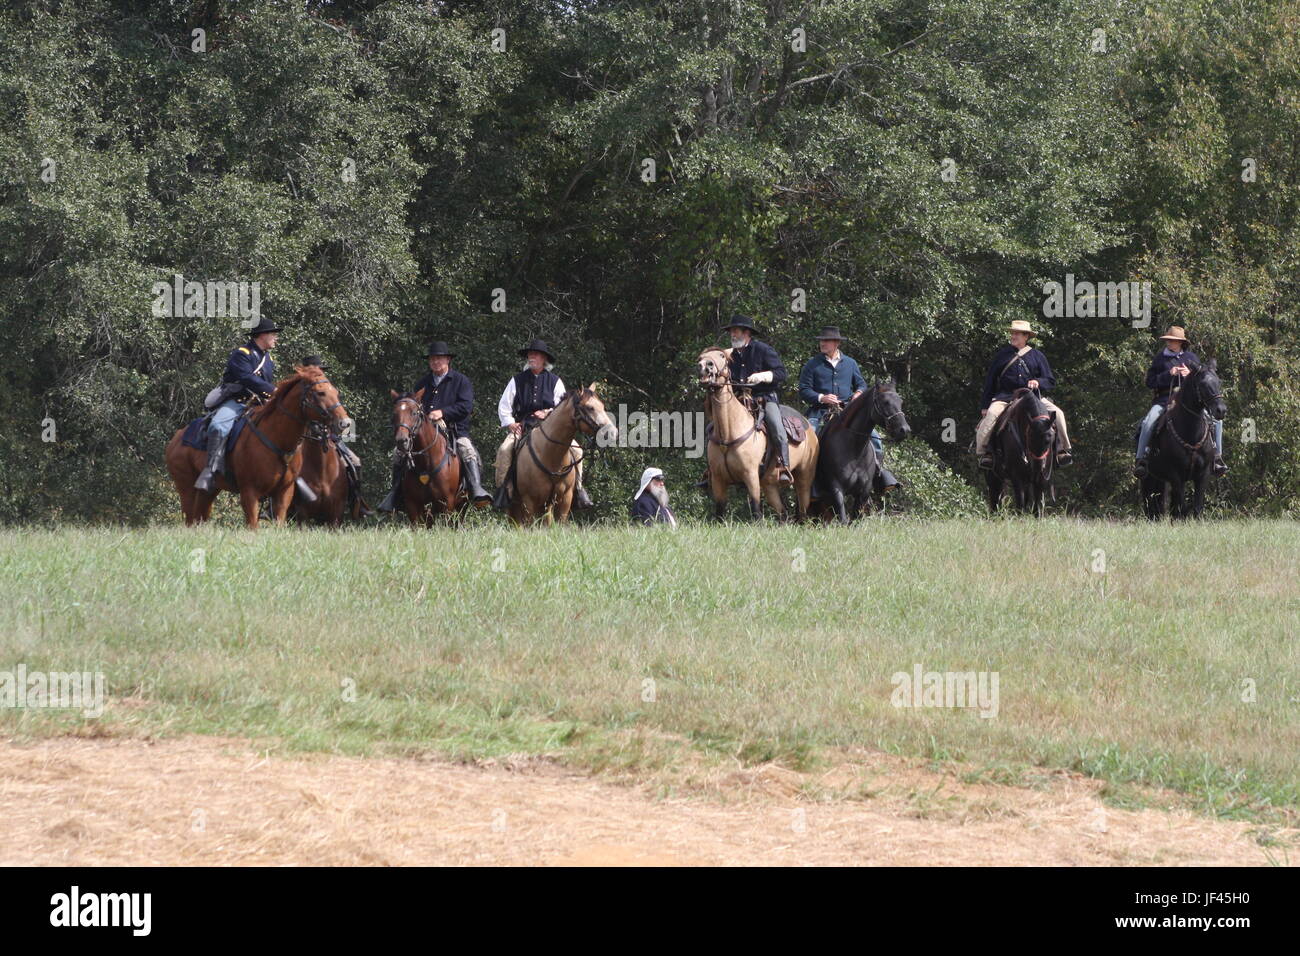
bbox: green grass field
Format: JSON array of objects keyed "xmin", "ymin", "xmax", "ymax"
[{"xmin": 2, "ymin": 520, "xmax": 1297, "ymax": 825}]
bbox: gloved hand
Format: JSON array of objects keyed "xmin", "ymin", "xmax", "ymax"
[{"xmin": 746, "ymin": 370, "xmax": 774, "ymax": 384}]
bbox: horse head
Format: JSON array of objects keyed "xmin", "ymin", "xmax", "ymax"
[
  {"xmin": 871, "ymin": 380, "xmax": 911, "ymax": 441},
  {"xmin": 697, "ymin": 348, "xmax": 731, "ymax": 389},
  {"xmin": 389, "ymin": 388, "xmax": 427, "ymax": 454},
  {"xmin": 571, "ymin": 384, "xmax": 618, "ymax": 446},
  {"xmin": 1186, "ymin": 360, "xmax": 1227, "ymax": 421},
  {"xmin": 1016, "ymin": 388, "xmax": 1055, "ymax": 460},
  {"xmin": 292, "ymin": 364, "xmax": 350, "ymax": 437}
]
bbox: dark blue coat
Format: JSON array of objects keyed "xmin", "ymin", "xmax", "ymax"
[
  {"xmin": 414, "ymin": 369, "xmax": 474, "ymax": 439},
  {"xmin": 728, "ymin": 339, "xmax": 787, "ymax": 402},
  {"xmin": 1145, "ymin": 348, "xmax": 1202, "ymax": 406},
  {"xmin": 798, "ymin": 353, "xmax": 867, "ymax": 414},
  {"xmin": 221, "ymin": 341, "xmax": 276, "ymax": 402},
  {"xmin": 631, "ymin": 491, "xmax": 675, "ymax": 526},
  {"xmin": 981, "ymin": 345, "xmax": 1057, "ymax": 408}
]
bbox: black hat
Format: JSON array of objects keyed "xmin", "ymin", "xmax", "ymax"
[
  {"xmin": 299, "ymin": 354, "xmax": 327, "ymax": 369},
  {"xmin": 815, "ymin": 326, "xmax": 844, "ymax": 341},
  {"xmin": 721, "ymin": 314, "xmax": 758, "ymax": 333},
  {"xmin": 426, "ymin": 341, "xmax": 455, "ymax": 358},
  {"xmin": 518, "ymin": 338, "xmax": 555, "ymax": 363},
  {"xmin": 246, "ymin": 316, "xmax": 282, "ymax": 336}
]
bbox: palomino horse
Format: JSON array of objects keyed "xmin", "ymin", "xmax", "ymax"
[
  {"xmin": 811, "ymin": 382, "xmax": 911, "ymax": 524},
  {"xmin": 389, "ymin": 389, "xmax": 463, "ymax": 526},
  {"xmin": 1140, "ymin": 360, "xmax": 1226, "ymax": 520},
  {"xmin": 506, "ymin": 386, "xmax": 616, "ymax": 526},
  {"xmin": 289, "ymin": 423, "xmax": 366, "ymax": 526},
  {"xmin": 986, "ymin": 387, "xmax": 1056, "ymax": 516},
  {"xmin": 697, "ymin": 347, "xmax": 818, "ymax": 521},
  {"xmin": 165, "ymin": 365, "xmax": 350, "ymax": 528}
]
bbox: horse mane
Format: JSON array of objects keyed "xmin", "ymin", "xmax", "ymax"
[{"xmin": 250, "ymin": 364, "xmax": 327, "ymax": 423}]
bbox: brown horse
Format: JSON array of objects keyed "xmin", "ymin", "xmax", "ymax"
[
  {"xmin": 165, "ymin": 365, "xmax": 350, "ymax": 528},
  {"xmin": 698, "ymin": 347, "xmax": 818, "ymax": 521},
  {"xmin": 389, "ymin": 389, "xmax": 463, "ymax": 526},
  {"xmin": 506, "ymin": 386, "xmax": 616, "ymax": 526},
  {"xmin": 289, "ymin": 425, "xmax": 366, "ymax": 526}
]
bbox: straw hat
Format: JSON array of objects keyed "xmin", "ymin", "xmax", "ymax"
[
  {"xmin": 1159, "ymin": 325, "xmax": 1188, "ymax": 344},
  {"xmin": 1007, "ymin": 319, "xmax": 1036, "ymax": 337}
]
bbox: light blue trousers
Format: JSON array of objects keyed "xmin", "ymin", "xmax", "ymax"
[
  {"xmin": 1137, "ymin": 404, "xmax": 1223, "ymax": 458},
  {"xmin": 209, "ymin": 399, "xmax": 243, "ymax": 440}
]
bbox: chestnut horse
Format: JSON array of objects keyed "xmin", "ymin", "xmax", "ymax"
[
  {"xmin": 165, "ymin": 365, "xmax": 350, "ymax": 528},
  {"xmin": 289, "ymin": 424, "xmax": 365, "ymax": 526},
  {"xmin": 389, "ymin": 389, "xmax": 463, "ymax": 526},
  {"xmin": 697, "ymin": 347, "xmax": 818, "ymax": 521},
  {"xmin": 506, "ymin": 386, "xmax": 616, "ymax": 526}
]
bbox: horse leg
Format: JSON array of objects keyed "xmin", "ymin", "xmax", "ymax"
[
  {"xmin": 239, "ymin": 486, "xmax": 261, "ymax": 529},
  {"xmin": 271, "ymin": 481, "xmax": 294, "ymax": 526},
  {"xmin": 710, "ymin": 461, "xmax": 729, "ymax": 522},
  {"xmin": 830, "ymin": 485, "xmax": 848, "ymax": 525},
  {"xmin": 986, "ymin": 472, "xmax": 1002, "ymax": 514},
  {"xmin": 763, "ymin": 481, "xmax": 788, "ymax": 522},
  {"xmin": 743, "ymin": 469, "xmax": 764, "ymax": 522},
  {"xmin": 1169, "ymin": 479, "xmax": 1186, "ymax": 520},
  {"xmin": 1191, "ymin": 470, "xmax": 1207, "ymax": 518}
]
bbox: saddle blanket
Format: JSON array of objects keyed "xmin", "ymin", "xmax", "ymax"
[{"xmin": 180, "ymin": 413, "xmax": 250, "ymax": 481}]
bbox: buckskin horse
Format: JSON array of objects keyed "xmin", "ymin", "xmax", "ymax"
[
  {"xmin": 1140, "ymin": 360, "xmax": 1226, "ymax": 520},
  {"xmin": 165, "ymin": 365, "xmax": 350, "ymax": 528},
  {"xmin": 811, "ymin": 381, "xmax": 911, "ymax": 523},
  {"xmin": 503, "ymin": 385, "xmax": 616, "ymax": 526},
  {"xmin": 986, "ymin": 387, "xmax": 1057, "ymax": 516},
  {"xmin": 388, "ymin": 389, "xmax": 463, "ymax": 526},
  {"xmin": 698, "ymin": 347, "xmax": 818, "ymax": 522}
]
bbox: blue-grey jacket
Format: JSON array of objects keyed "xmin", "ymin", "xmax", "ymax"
[
  {"xmin": 798, "ymin": 353, "xmax": 867, "ymax": 415},
  {"xmin": 1145, "ymin": 348, "xmax": 1202, "ymax": 407}
]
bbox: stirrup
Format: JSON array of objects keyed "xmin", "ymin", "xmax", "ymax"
[
  {"xmin": 1056, "ymin": 449, "xmax": 1073, "ymax": 466},
  {"xmin": 1213, "ymin": 457, "xmax": 1228, "ymax": 477},
  {"xmin": 1132, "ymin": 457, "xmax": 1149, "ymax": 479},
  {"xmin": 978, "ymin": 454, "xmax": 994, "ymax": 470}
]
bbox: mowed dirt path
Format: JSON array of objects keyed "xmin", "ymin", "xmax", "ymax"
[{"xmin": 0, "ymin": 736, "xmax": 1283, "ymax": 866}]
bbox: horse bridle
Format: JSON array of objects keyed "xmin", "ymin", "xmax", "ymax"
[
  {"xmin": 523, "ymin": 391, "xmax": 597, "ymax": 481},
  {"xmin": 393, "ymin": 398, "xmax": 452, "ymax": 475},
  {"xmin": 245, "ymin": 375, "xmax": 343, "ymax": 465}
]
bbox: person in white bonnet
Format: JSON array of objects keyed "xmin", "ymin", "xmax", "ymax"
[{"xmin": 630, "ymin": 467, "xmax": 676, "ymax": 527}]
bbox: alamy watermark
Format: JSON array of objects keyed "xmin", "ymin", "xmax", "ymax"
[
  {"xmin": 890, "ymin": 664, "xmax": 999, "ymax": 719},
  {"xmin": 0, "ymin": 665, "xmax": 105, "ymax": 718},
  {"xmin": 151, "ymin": 273, "xmax": 262, "ymax": 326},
  {"xmin": 1042, "ymin": 273, "xmax": 1151, "ymax": 328},
  {"xmin": 596, "ymin": 405, "xmax": 706, "ymax": 458}
]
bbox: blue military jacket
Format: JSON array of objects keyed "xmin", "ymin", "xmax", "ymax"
[
  {"xmin": 981, "ymin": 345, "xmax": 1057, "ymax": 409},
  {"xmin": 727, "ymin": 339, "xmax": 787, "ymax": 402},
  {"xmin": 221, "ymin": 341, "xmax": 276, "ymax": 402},
  {"xmin": 798, "ymin": 353, "xmax": 867, "ymax": 414},
  {"xmin": 631, "ymin": 491, "xmax": 675, "ymax": 526},
  {"xmin": 414, "ymin": 369, "xmax": 474, "ymax": 440},
  {"xmin": 1145, "ymin": 348, "xmax": 1202, "ymax": 406}
]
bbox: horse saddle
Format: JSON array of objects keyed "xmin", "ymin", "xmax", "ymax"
[
  {"xmin": 756, "ymin": 403, "xmax": 809, "ymax": 444},
  {"xmin": 181, "ymin": 413, "xmax": 250, "ymax": 481}
]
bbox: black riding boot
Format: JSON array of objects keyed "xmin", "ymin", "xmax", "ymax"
[
  {"xmin": 875, "ymin": 468, "xmax": 901, "ymax": 494},
  {"xmin": 459, "ymin": 451, "xmax": 491, "ymax": 506},
  {"xmin": 573, "ymin": 481, "xmax": 595, "ymax": 510},
  {"xmin": 1133, "ymin": 455, "xmax": 1149, "ymax": 479},
  {"xmin": 376, "ymin": 462, "xmax": 403, "ymax": 513},
  {"xmin": 194, "ymin": 431, "xmax": 226, "ymax": 492}
]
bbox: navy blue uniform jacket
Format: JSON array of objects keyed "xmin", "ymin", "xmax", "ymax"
[
  {"xmin": 221, "ymin": 342, "xmax": 276, "ymax": 402},
  {"xmin": 1145, "ymin": 349, "xmax": 1202, "ymax": 407},
  {"xmin": 728, "ymin": 339, "xmax": 787, "ymax": 403},
  {"xmin": 414, "ymin": 369, "xmax": 474, "ymax": 440},
  {"xmin": 981, "ymin": 345, "xmax": 1057, "ymax": 409}
]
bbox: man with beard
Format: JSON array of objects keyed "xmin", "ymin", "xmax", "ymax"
[{"xmin": 630, "ymin": 467, "xmax": 676, "ymax": 526}]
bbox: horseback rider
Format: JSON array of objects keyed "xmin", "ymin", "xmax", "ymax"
[
  {"xmin": 297, "ymin": 355, "xmax": 373, "ymax": 517},
  {"xmin": 195, "ymin": 316, "xmax": 280, "ymax": 492},
  {"xmin": 697, "ymin": 315, "xmax": 793, "ymax": 486},
  {"xmin": 975, "ymin": 319, "xmax": 1073, "ymax": 469},
  {"xmin": 377, "ymin": 341, "xmax": 491, "ymax": 512},
  {"xmin": 493, "ymin": 339, "xmax": 595, "ymax": 510},
  {"xmin": 798, "ymin": 325, "xmax": 900, "ymax": 495},
  {"xmin": 1133, "ymin": 326, "xmax": 1226, "ymax": 479}
]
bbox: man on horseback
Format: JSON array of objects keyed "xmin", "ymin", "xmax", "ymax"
[
  {"xmin": 195, "ymin": 316, "xmax": 281, "ymax": 492},
  {"xmin": 975, "ymin": 320, "xmax": 1073, "ymax": 470},
  {"xmin": 377, "ymin": 341, "xmax": 491, "ymax": 512},
  {"xmin": 708, "ymin": 315, "xmax": 793, "ymax": 484},
  {"xmin": 798, "ymin": 325, "xmax": 901, "ymax": 495},
  {"xmin": 493, "ymin": 339, "xmax": 595, "ymax": 511},
  {"xmin": 1133, "ymin": 326, "xmax": 1226, "ymax": 479}
]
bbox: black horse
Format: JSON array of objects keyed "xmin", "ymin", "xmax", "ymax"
[
  {"xmin": 812, "ymin": 381, "xmax": 911, "ymax": 524},
  {"xmin": 1140, "ymin": 360, "xmax": 1226, "ymax": 520},
  {"xmin": 987, "ymin": 388, "xmax": 1057, "ymax": 516}
]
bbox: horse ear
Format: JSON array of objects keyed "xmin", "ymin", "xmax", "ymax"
[{"xmin": 390, "ymin": 389, "xmax": 400, "ymax": 400}]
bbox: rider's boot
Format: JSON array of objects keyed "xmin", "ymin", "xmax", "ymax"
[
  {"xmin": 458, "ymin": 451, "xmax": 492, "ymax": 506},
  {"xmin": 875, "ymin": 468, "xmax": 902, "ymax": 494},
  {"xmin": 1213, "ymin": 455, "xmax": 1228, "ymax": 477},
  {"xmin": 1132, "ymin": 454, "xmax": 1149, "ymax": 479},
  {"xmin": 978, "ymin": 453, "xmax": 994, "ymax": 471},
  {"xmin": 1056, "ymin": 445, "xmax": 1074, "ymax": 466},
  {"xmin": 194, "ymin": 431, "xmax": 226, "ymax": 493},
  {"xmin": 376, "ymin": 462, "xmax": 403, "ymax": 513},
  {"xmin": 776, "ymin": 433, "xmax": 794, "ymax": 485},
  {"xmin": 573, "ymin": 479, "xmax": 595, "ymax": 510}
]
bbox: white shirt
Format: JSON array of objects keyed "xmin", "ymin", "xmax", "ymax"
[{"xmin": 497, "ymin": 374, "xmax": 567, "ymax": 427}]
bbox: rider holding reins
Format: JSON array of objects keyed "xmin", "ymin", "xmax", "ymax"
[{"xmin": 975, "ymin": 319, "xmax": 1073, "ymax": 469}]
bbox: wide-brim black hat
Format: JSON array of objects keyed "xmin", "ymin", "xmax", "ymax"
[
  {"xmin": 299, "ymin": 354, "xmax": 327, "ymax": 369},
  {"xmin": 721, "ymin": 314, "xmax": 758, "ymax": 333},
  {"xmin": 518, "ymin": 338, "xmax": 555, "ymax": 362},
  {"xmin": 426, "ymin": 341, "xmax": 455, "ymax": 357},
  {"xmin": 247, "ymin": 316, "xmax": 282, "ymax": 335},
  {"xmin": 815, "ymin": 326, "xmax": 844, "ymax": 340}
]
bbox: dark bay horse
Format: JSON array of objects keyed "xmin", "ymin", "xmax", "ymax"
[
  {"xmin": 812, "ymin": 381, "xmax": 911, "ymax": 523},
  {"xmin": 986, "ymin": 388, "xmax": 1056, "ymax": 516},
  {"xmin": 389, "ymin": 389, "xmax": 463, "ymax": 526},
  {"xmin": 165, "ymin": 365, "xmax": 350, "ymax": 528},
  {"xmin": 1140, "ymin": 360, "xmax": 1226, "ymax": 520}
]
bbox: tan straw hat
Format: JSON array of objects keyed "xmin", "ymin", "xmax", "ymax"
[
  {"xmin": 1007, "ymin": 319, "xmax": 1037, "ymax": 337},
  {"xmin": 1159, "ymin": 325, "xmax": 1188, "ymax": 343}
]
